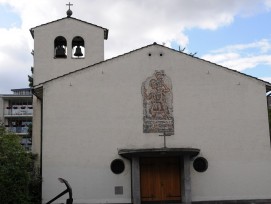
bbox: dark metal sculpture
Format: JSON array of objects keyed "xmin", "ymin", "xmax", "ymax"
[
  {"xmin": 66, "ymin": 2, "xmax": 73, "ymax": 17},
  {"xmin": 46, "ymin": 178, "xmax": 73, "ymax": 204}
]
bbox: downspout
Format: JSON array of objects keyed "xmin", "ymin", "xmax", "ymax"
[
  {"xmin": 266, "ymin": 90, "xmax": 271, "ymax": 146},
  {"xmin": 32, "ymin": 87, "xmax": 43, "ymax": 199},
  {"xmin": 40, "ymin": 98, "xmax": 43, "ymax": 197}
]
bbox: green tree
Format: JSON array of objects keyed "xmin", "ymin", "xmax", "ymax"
[
  {"xmin": 0, "ymin": 124, "xmax": 41, "ymax": 204},
  {"xmin": 28, "ymin": 66, "xmax": 34, "ymax": 88}
]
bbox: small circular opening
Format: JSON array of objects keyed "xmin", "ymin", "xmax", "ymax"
[
  {"xmin": 110, "ymin": 159, "xmax": 125, "ymax": 174},
  {"xmin": 193, "ymin": 157, "xmax": 208, "ymax": 172}
]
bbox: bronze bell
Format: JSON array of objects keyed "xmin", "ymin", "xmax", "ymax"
[
  {"xmin": 74, "ymin": 46, "xmax": 83, "ymax": 57},
  {"xmin": 55, "ymin": 46, "xmax": 66, "ymax": 58}
]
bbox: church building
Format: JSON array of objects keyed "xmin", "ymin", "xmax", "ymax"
[{"xmin": 31, "ymin": 7, "xmax": 271, "ymax": 204}]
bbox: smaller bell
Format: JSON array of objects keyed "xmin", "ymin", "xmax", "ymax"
[
  {"xmin": 55, "ymin": 46, "xmax": 66, "ymax": 58},
  {"xmin": 74, "ymin": 46, "xmax": 83, "ymax": 57}
]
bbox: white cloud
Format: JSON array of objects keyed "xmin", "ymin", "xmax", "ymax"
[
  {"xmin": 261, "ymin": 77, "xmax": 271, "ymax": 84},
  {"xmin": 203, "ymin": 53, "xmax": 241, "ymax": 63},
  {"xmin": 0, "ymin": 0, "xmax": 270, "ymax": 92},
  {"xmin": 265, "ymin": 0, "xmax": 271, "ymax": 8},
  {"xmin": 211, "ymin": 39, "xmax": 271, "ymax": 54},
  {"xmin": 0, "ymin": 26, "xmax": 32, "ymax": 93},
  {"xmin": 202, "ymin": 39, "xmax": 271, "ymax": 71}
]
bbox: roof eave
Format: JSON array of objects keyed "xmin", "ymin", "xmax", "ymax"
[
  {"xmin": 30, "ymin": 28, "xmax": 34, "ymax": 38},
  {"xmin": 32, "ymin": 85, "xmax": 43, "ymax": 100},
  {"xmin": 1, "ymin": 95, "xmax": 32, "ymax": 99},
  {"xmin": 29, "ymin": 17, "xmax": 109, "ymax": 40},
  {"xmin": 104, "ymin": 29, "xmax": 109, "ymax": 40}
]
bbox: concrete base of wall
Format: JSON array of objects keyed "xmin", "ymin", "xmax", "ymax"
[
  {"xmin": 193, "ymin": 199, "xmax": 271, "ymax": 204},
  {"xmin": 58, "ymin": 200, "xmax": 271, "ymax": 204}
]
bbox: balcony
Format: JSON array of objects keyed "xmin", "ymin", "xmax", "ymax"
[
  {"xmin": 6, "ymin": 126, "xmax": 29, "ymax": 135},
  {"xmin": 4, "ymin": 106, "xmax": 33, "ymax": 117}
]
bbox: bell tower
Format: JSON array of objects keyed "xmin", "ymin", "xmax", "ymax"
[{"xmin": 30, "ymin": 5, "xmax": 108, "ymax": 86}]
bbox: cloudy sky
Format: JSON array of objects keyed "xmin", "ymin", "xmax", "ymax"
[{"xmin": 0, "ymin": 0, "xmax": 271, "ymax": 93}]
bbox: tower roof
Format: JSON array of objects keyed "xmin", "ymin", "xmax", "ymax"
[{"xmin": 30, "ymin": 16, "xmax": 109, "ymax": 40}]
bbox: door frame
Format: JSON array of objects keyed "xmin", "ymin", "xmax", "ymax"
[
  {"xmin": 140, "ymin": 157, "xmax": 182, "ymax": 202},
  {"xmin": 119, "ymin": 148, "xmax": 200, "ymax": 204}
]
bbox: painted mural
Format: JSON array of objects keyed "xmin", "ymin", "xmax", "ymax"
[{"xmin": 142, "ymin": 70, "xmax": 174, "ymax": 134}]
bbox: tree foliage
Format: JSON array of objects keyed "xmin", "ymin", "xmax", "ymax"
[{"xmin": 0, "ymin": 125, "xmax": 41, "ymax": 203}]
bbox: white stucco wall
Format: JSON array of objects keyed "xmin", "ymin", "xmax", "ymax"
[
  {"xmin": 40, "ymin": 45, "xmax": 271, "ymax": 203},
  {"xmin": 32, "ymin": 95, "xmax": 42, "ymax": 157},
  {"xmin": 32, "ymin": 18, "xmax": 105, "ymax": 86}
]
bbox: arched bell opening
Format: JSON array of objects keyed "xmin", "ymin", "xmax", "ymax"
[
  {"xmin": 72, "ymin": 36, "xmax": 85, "ymax": 58},
  {"xmin": 54, "ymin": 36, "xmax": 67, "ymax": 58}
]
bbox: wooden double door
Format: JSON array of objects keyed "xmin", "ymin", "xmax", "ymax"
[{"xmin": 140, "ymin": 157, "xmax": 181, "ymax": 203}]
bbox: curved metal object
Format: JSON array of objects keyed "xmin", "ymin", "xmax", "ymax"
[{"xmin": 46, "ymin": 178, "xmax": 73, "ymax": 204}]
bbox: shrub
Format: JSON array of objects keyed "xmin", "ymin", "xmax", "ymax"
[{"xmin": 0, "ymin": 125, "xmax": 41, "ymax": 204}]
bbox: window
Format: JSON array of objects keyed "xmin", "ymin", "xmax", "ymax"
[
  {"xmin": 72, "ymin": 36, "xmax": 85, "ymax": 58},
  {"xmin": 110, "ymin": 159, "xmax": 125, "ymax": 174},
  {"xmin": 193, "ymin": 157, "xmax": 208, "ymax": 172},
  {"xmin": 54, "ymin": 36, "xmax": 67, "ymax": 58}
]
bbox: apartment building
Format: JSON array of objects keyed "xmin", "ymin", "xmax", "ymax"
[{"xmin": 0, "ymin": 88, "xmax": 33, "ymax": 150}]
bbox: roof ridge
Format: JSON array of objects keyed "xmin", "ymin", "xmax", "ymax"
[
  {"xmin": 34, "ymin": 44, "xmax": 154, "ymax": 87},
  {"xmin": 33, "ymin": 42, "xmax": 271, "ymax": 90},
  {"xmin": 155, "ymin": 43, "xmax": 271, "ymax": 88}
]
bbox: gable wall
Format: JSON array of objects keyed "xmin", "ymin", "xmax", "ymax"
[{"xmin": 41, "ymin": 45, "xmax": 271, "ymax": 203}]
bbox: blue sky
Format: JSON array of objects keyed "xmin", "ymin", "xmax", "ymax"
[
  {"xmin": 0, "ymin": 4, "xmax": 21, "ymax": 28},
  {"xmin": 182, "ymin": 13, "xmax": 271, "ymax": 53},
  {"xmin": 0, "ymin": 0, "xmax": 271, "ymax": 93},
  {"xmin": 180, "ymin": 11, "xmax": 271, "ymax": 79}
]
